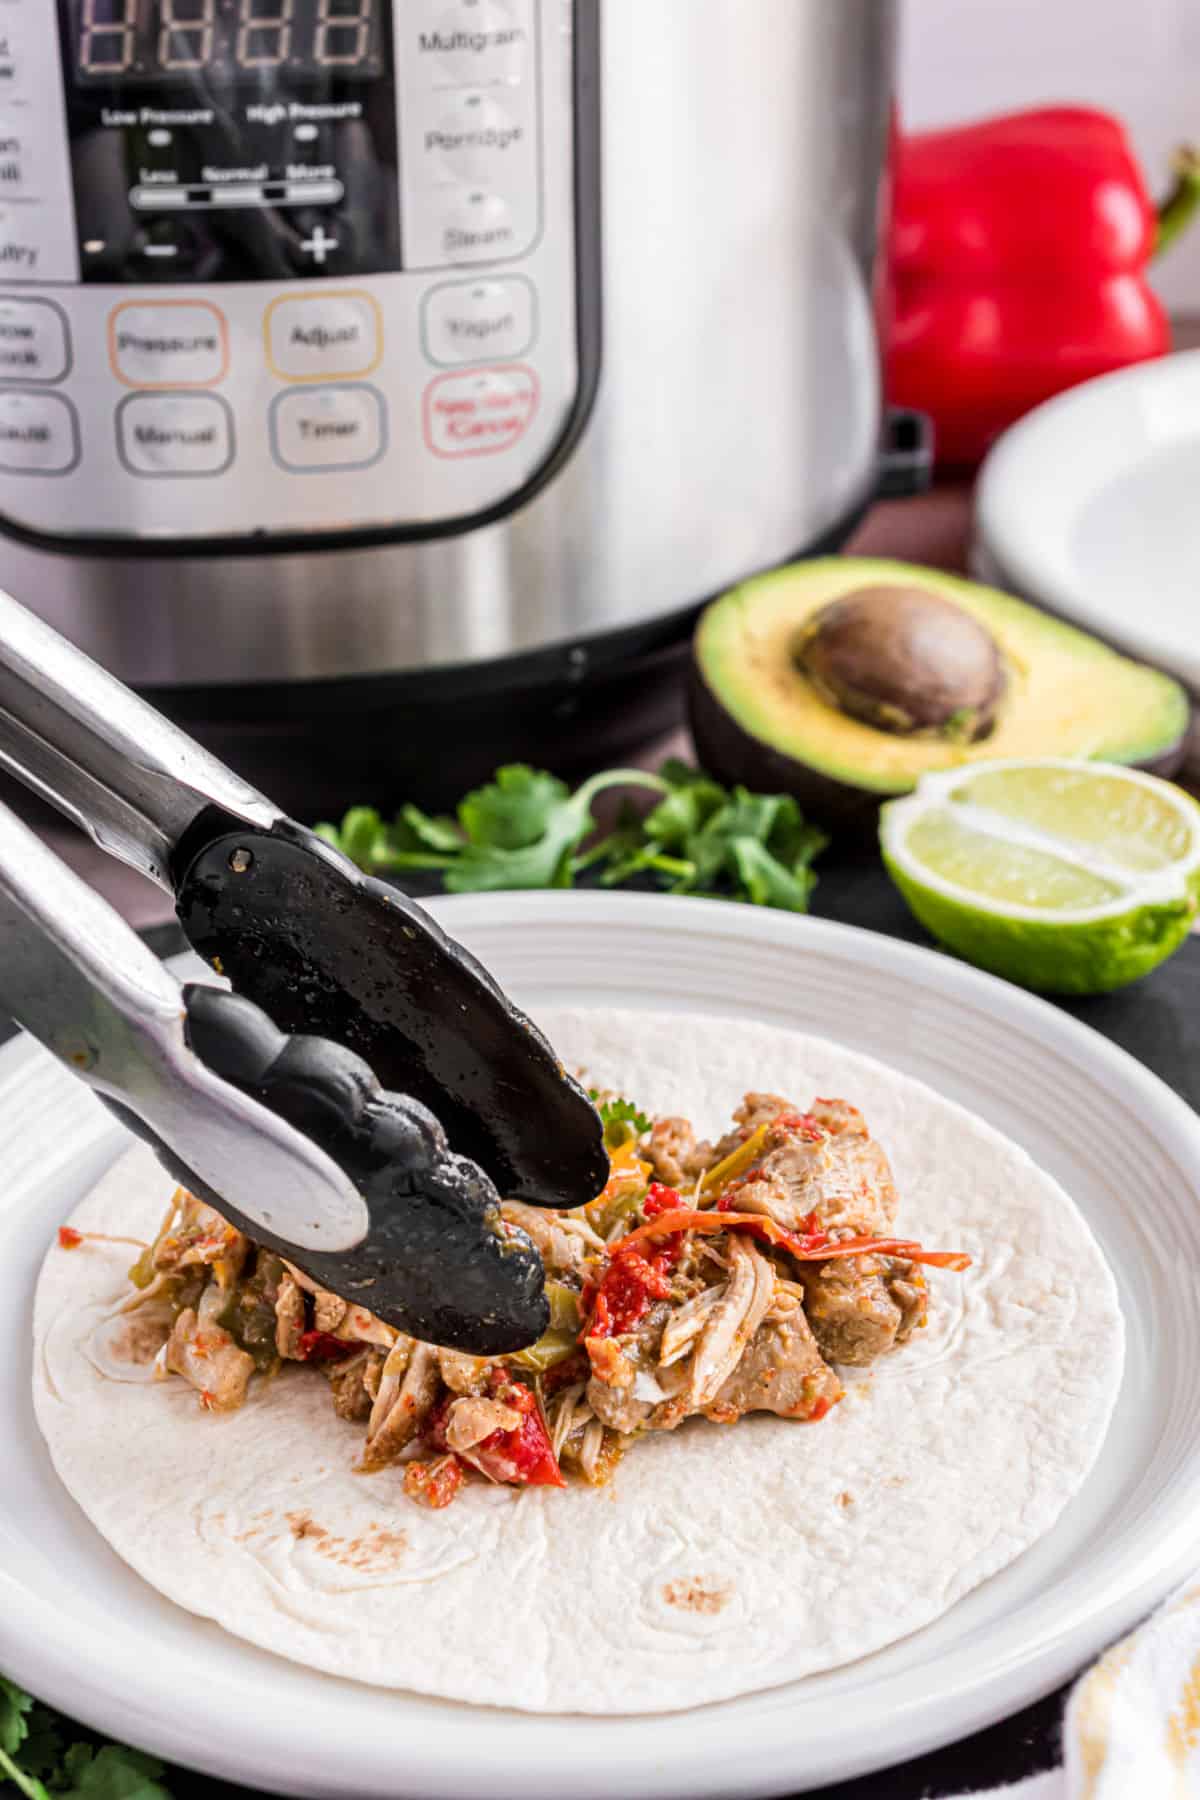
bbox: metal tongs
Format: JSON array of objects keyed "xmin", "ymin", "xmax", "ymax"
[{"xmin": 0, "ymin": 588, "xmax": 607, "ymax": 1352}]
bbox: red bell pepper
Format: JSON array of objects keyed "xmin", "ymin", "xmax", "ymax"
[{"xmin": 886, "ymin": 108, "xmax": 1200, "ymax": 468}]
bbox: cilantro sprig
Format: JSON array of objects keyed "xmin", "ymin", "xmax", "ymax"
[
  {"xmin": 0, "ymin": 1677, "xmax": 172, "ymax": 1800},
  {"xmin": 316, "ymin": 760, "xmax": 827, "ymax": 914}
]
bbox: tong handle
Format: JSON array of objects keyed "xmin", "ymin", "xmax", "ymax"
[
  {"xmin": 0, "ymin": 796, "xmax": 368, "ymax": 1251},
  {"xmin": 0, "ymin": 586, "xmax": 279, "ymax": 888}
]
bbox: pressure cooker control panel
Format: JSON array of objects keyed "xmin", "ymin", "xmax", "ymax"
[{"xmin": 0, "ymin": 0, "xmax": 595, "ymax": 546}]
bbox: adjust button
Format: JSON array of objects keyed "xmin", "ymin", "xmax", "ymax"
[
  {"xmin": 0, "ymin": 390, "xmax": 80, "ymax": 474},
  {"xmin": 0, "ymin": 298, "xmax": 71, "ymax": 383},
  {"xmin": 422, "ymin": 276, "xmax": 534, "ymax": 364},
  {"xmin": 116, "ymin": 393, "xmax": 234, "ymax": 478},
  {"xmin": 270, "ymin": 384, "xmax": 387, "ymax": 472},
  {"xmin": 265, "ymin": 291, "xmax": 382, "ymax": 381},
  {"xmin": 109, "ymin": 301, "xmax": 228, "ymax": 388}
]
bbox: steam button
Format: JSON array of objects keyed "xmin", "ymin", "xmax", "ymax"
[
  {"xmin": 0, "ymin": 390, "xmax": 80, "ymax": 475},
  {"xmin": 0, "ymin": 298, "xmax": 70, "ymax": 383},
  {"xmin": 439, "ymin": 188, "xmax": 515, "ymax": 264}
]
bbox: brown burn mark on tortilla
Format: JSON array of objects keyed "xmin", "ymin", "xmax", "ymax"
[
  {"xmin": 661, "ymin": 1577, "xmax": 734, "ymax": 1616},
  {"xmin": 838, "ymin": 1491, "xmax": 853, "ymax": 1508},
  {"xmin": 284, "ymin": 1510, "xmax": 409, "ymax": 1572},
  {"xmin": 105, "ymin": 1314, "xmax": 171, "ymax": 1366}
]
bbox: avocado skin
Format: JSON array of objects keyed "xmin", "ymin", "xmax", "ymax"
[{"xmin": 689, "ymin": 559, "xmax": 1191, "ymax": 825}]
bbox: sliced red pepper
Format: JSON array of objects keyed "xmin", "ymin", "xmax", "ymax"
[
  {"xmin": 467, "ymin": 1373, "xmax": 565, "ymax": 1488},
  {"xmin": 57, "ymin": 1226, "xmax": 83, "ymax": 1250},
  {"xmin": 612, "ymin": 1208, "xmax": 971, "ymax": 1272},
  {"xmin": 642, "ymin": 1181, "xmax": 682, "ymax": 1217},
  {"xmin": 298, "ymin": 1330, "xmax": 360, "ymax": 1362}
]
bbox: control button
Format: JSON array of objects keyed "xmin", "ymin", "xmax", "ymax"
[
  {"xmin": 109, "ymin": 302, "xmax": 228, "ymax": 389},
  {"xmin": 265, "ymin": 291, "xmax": 382, "ymax": 382},
  {"xmin": 0, "ymin": 299, "xmax": 71, "ymax": 383},
  {"xmin": 427, "ymin": 91, "xmax": 525, "ymax": 182},
  {"xmin": 439, "ymin": 188, "xmax": 516, "ymax": 264},
  {"xmin": 116, "ymin": 393, "xmax": 234, "ymax": 478},
  {"xmin": 301, "ymin": 223, "xmax": 338, "ymax": 265},
  {"xmin": 0, "ymin": 23, "xmax": 24, "ymax": 100},
  {"xmin": 420, "ymin": 2, "xmax": 529, "ymax": 87},
  {"xmin": 270, "ymin": 384, "xmax": 387, "ymax": 472},
  {"xmin": 0, "ymin": 124, "xmax": 35, "ymax": 198},
  {"xmin": 422, "ymin": 277, "xmax": 534, "ymax": 365},
  {"xmin": 0, "ymin": 208, "xmax": 45, "ymax": 280},
  {"xmin": 423, "ymin": 365, "xmax": 538, "ymax": 457},
  {"xmin": 0, "ymin": 391, "xmax": 80, "ymax": 475}
]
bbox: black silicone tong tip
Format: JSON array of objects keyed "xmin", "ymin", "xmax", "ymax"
[
  {"xmin": 175, "ymin": 984, "xmax": 550, "ymax": 1355},
  {"xmin": 172, "ymin": 815, "xmax": 609, "ymax": 1211}
]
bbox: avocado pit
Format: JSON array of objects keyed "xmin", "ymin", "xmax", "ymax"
[{"xmin": 794, "ymin": 585, "xmax": 1005, "ymax": 743}]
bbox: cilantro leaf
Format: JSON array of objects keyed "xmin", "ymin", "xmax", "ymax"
[
  {"xmin": 56, "ymin": 1744, "xmax": 171, "ymax": 1800},
  {"xmin": 457, "ymin": 765, "xmax": 570, "ymax": 851},
  {"xmin": 591, "ymin": 1095, "xmax": 652, "ymax": 1136},
  {"xmin": 0, "ymin": 1679, "xmax": 33, "ymax": 1759}
]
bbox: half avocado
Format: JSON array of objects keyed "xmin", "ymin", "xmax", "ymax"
[{"xmin": 690, "ymin": 558, "xmax": 1191, "ymax": 821}]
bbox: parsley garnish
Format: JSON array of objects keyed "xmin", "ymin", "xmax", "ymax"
[
  {"xmin": 316, "ymin": 760, "xmax": 826, "ymax": 914},
  {"xmin": 0, "ymin": 1677, "xmax": 173, "ymax": 1800}
]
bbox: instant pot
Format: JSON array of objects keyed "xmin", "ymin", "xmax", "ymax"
[{"xmin": 0, "ymin": 1, "xmax": 903, "ymax": 811}]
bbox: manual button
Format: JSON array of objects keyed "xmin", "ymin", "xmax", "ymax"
[
  {"xmin": 117, "ymin": 393, "xmax": 234, "ymax": 477},
  {"xmin": 269, "ymin": 384, "xmax": 386, "ymax": 472},
  {"xmin": 265, "ymin": 291, "xmax": 382, "ymax": 381},
  {"xmin": 0, "ymin": 299, "xmax": 71, "ymax": 383},
  {"xmin": 109, "ymin": 302, "xmax": 228, "ymax": 388}
]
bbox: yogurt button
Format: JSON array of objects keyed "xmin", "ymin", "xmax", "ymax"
[
  {"xmin": 270, "ymin": 384, "xmax": 386, "ymax": 471},
  {"xmin": 117, "ymin": 393, "xmax": 234, "ymax": 477},
  {"xmin": 0, "ymin": 391, "xmax": 80, "ymax": 474},
  {"xmin": 0, "ymin": 299, "xmax": 71, "ymax": 383},
  {"xmin": 422, "ymin": 277, "xmax": 534, "ymax": 364}
]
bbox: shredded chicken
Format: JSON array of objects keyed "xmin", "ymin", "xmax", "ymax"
[
  {"xmin": 444, "ymin": 1395, "xmax": 522, "ymax": 1454},
  {"xmin": 687, "ymin": 1236, "xmax": 776, "ymax": 1409},
  {"xmin": 164, "ymin": 1306, "xmax": 254, "ymax": 1411},
  {"xmin": 501, "ymin": 1200, "xmax": 604, "ymax": 1274},
  {"xmin": 438, "ymin": 1348, "xmax": 492, "ymax": 1395},
  {"xmin": 646, "ymin": 1116, "xmax": 714, "ymax": 1189},
  {"xmin": 313, "ymin": 1288, "xmax": 348, "ymax": 1334},
  {"xmin": 361, "ymin": 1341, "xmax": 440, "ymax": 1471},
  {"xmin": 274, "ymin": 1273, "xmax": 305, "ymax": 1360}
]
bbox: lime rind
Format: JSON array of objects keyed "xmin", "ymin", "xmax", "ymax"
[{"xmin": 879, "ymin": 758, "xmax": 1200, "ymax": 995}]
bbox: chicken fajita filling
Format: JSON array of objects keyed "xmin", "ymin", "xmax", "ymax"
[{"xmin": 92, "ymin": 1090, "xmax": 970, "ymax": 1509}]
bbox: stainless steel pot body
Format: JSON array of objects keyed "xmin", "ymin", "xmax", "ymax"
[{"xmin": 0, "ymin": 0, "xmax": 895, "ymax": 689}]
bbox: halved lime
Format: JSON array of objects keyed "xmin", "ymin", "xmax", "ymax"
[{"xmin": 880, "ymin": 758, "xmax": 1200, "ymax": 994}]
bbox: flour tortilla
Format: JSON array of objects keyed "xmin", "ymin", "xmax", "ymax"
[{"xmin": 33, "ymin": 1007, "xmax": 1123, "ymax": 1714}]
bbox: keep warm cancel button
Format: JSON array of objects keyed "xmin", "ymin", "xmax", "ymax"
[{"xmin": 423, "ymin": 366, "xmax": 539, "ymax": 458}]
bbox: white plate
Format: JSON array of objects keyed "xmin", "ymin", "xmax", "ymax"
[
  {"xmin": 973, "ymin": 350, "xmax": 1200, "ymax": 691},
  {"xmin": 4, "ymin": 892, "xmax": 1200, "ymax": 1799}
]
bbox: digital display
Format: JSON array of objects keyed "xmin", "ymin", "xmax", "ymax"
[{"xmin": 73, "ymin": 0, "xmax": 382, "ymax": 83}]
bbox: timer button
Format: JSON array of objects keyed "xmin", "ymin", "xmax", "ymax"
[
  {"xmin": 421, "ymin": 277, "xmax": 534, "ymax": 365},
  {"xmin": 109, "ymin": 302, "xmax": 229, "ymax": 389},
  {"xmin": 265, "ymin": 291, "xmax": 382, "ymax": 381},
  {"xmin": 426, "ymin": 91, "xmax": 525, "ymax": 183},
  {"xmin": 269, "ymin": 384, "xmax": 387, "ymax": 472},
  {"xmin": 116, "ymin": 393, "xmax": 234, "ymax": 478},
  {"xmin": 0, "ymin": 390, "xmax": 80, "ymax": 475},
  {"xmin": 0, "ymin": 299, "xmax": 71, "ymax": 384}
]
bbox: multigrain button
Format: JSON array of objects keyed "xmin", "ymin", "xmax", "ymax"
[
  {"xmin": 109, "ymin": 301, "xmax": 228, "ymax": 388},
  {"xmin": 420, "ymin": 2, "xmax": 528, "ymax": 86},
  {"xmin": 0, "ymin": 390, "xmax": 80, "ymax": 474},
  {"xmin": 269, "ymin": 384, "xmax": 386, "ymax": 472},
  {"xmin": 265, "ymin": 291, "xmax": 382, "ymax": 381},
  {"xmin": 0, "ymin": 298, "xmax": 71, "ymax": 382},
  {"xmin": 422, "ymin": 276, "xmax": 534, "ymax": 364},
  {"xmin": 116, "ymin": 393, "xmax": 234, "ymax": 477}
]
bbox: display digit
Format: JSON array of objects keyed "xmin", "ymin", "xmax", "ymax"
[
  {"xmin": 159, "ymin": 0, "xmax": 216, "ymax": 71},
  {"xmin": 314, "ymin": 0, "xmax": 374, "ymax": 68},
  {"xmin": 237, "ymin": 0, "xmax": 295, "ymax": 68},
  {"xmin": 79, "ymin": 0, "xmax": 137, "ymax": 74}
]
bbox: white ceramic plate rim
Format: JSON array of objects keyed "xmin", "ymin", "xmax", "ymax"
[
  {"xmin": 4, "ymin": 891, "xmax": 1200, "ymax": 1798},
  {"xmin": 973, "ymin": 348, "xmax": 1200, "ymax": 688}
]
